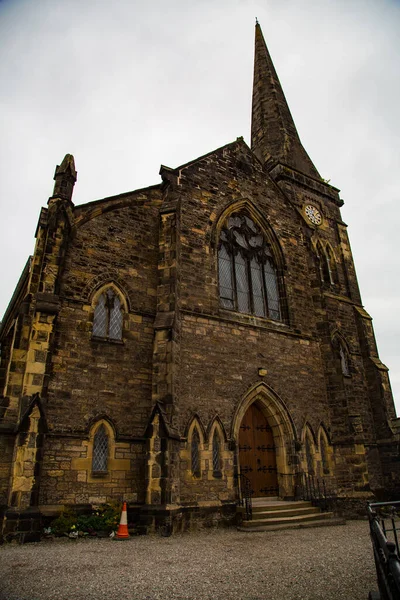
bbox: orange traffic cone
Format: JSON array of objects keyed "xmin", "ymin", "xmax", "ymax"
[{"xmin": 115, "ymin": 501, "xmax": 129, "ymax": 540}]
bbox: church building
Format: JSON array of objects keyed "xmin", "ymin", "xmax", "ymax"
[{"xmin": 1, "ymin": 23, "xmax": 399, "ymax": 535}]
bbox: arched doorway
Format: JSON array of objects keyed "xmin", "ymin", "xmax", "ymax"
[
  {"xmin": 233, "ymin": 383, "xmax": 298, "ymax": 499},
  {"xmin": 239, "ymin": 403, "xmax": 278, "ymax": 497}
]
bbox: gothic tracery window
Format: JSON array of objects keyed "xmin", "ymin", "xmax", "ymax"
[
  {"xmin": 92, "ymin": 424, "xmax": 109, "ymax": 473},
  {"xmin": 218, "ymin": 213, "xmax": 282, "ymax": 320},
  {"xmin": 92, "ymin": 288, "xmax": 123, "ymax": 340}
]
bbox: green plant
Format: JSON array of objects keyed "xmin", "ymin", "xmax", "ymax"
[
  {"xmin": 50, "ymin": 502, "xmax": 122, "ymax": 536},
  {"xmin": 50, "ymin": 507, "xmax": 77, "ymax": 536}
]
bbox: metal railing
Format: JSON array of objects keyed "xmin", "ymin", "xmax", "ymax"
[
  {"xmin": 368, "ymin": 501, "xmax": 400, "ymax": 600},
  {"xmin": 297, "ymin": 472, "xmax": 330, "ymax": 512},
  {"xmin": 236, "ymin": 473, "xmax": 253, "ymax": 521}
]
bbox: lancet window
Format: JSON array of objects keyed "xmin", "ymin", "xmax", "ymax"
[
  {"xmin": 339, "ymin": 343, "xmax": 350, "ymax": 377},
  {"xmin": 191, "ymin": 429, "xmax": 201, "ymax": 478},
  {"xmin": 92, "ymin": 424, "xmax": 109, "ymax": 473},
  {"xmin": 320, "ymin": 435, "xmax": 330, "ymax": 475},
  {"xmin": 316, "ymin": 242, "xmax": 330, "ymax": 285},
  {"xmin": 305, "ymin": 434, "xmax": 315, "ymax": 475},
  {"xmin": 212, "ymin": 431, "xmax": 222, "ymax": 477},
  {"xmin": 218, "ymin": 213, "xmax": 282, "ymax": 320},
  {"xmin": 92, "ymin": 288, "xmax": 123, "ymax": 340}
]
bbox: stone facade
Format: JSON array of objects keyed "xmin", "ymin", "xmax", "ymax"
[{"xmin": 1, "ymin": 23, "xmax": 399, "ymax": 535}]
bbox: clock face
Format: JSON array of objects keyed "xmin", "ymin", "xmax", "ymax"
[{"xmin": 305, "ymin": 204, "xmax": 322, "ymax": 226}]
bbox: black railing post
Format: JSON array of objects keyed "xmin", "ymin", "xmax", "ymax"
[
  {"xmin": 368, "ymin": 501, "xmax": 400, "ymax": 600},
  {"xmin": 236, "ymin": 473, "xmax": 253, "ymax": 521}
]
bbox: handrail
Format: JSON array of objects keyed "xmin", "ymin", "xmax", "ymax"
[
  {"xmin": 297, "ymin": 471, "xmax": 331, "ymax": 511},
  {"xmin": 236, "ymin": 473, "xmax": 253, "ymax": 521},
  {"xmin": 368, "ymin": 501, "xmax": 400, "ymax": 600}
]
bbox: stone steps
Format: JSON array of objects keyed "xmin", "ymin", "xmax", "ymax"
[{"xmin": 237, "ymin": 498, "xmax": 345, "ymax": 532}]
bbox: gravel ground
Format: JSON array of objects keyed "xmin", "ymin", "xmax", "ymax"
[{"xmin": 0, "ymin": 521, "xmax": 377, "ymax": 600}]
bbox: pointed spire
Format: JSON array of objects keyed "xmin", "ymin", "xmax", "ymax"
[
  {"xmin": 50, "ymin": 154, "xmax": 77, "ymax": 202},
  {"xmin": 251, "ymin": 23, "xmax": 320, "ymax": 178}
]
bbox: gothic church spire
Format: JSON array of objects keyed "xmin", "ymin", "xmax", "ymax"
[{"xmin": 251, "ymin": 22, "xmax": 320, "ymax": 178}]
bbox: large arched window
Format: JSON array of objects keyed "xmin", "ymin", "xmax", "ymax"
[
  {"xmin": 218, "ymin": 213, "xmax": 282, "ymax": 320},
  {"xmin": 92, "ymin": 288, "xmax": 123, "ymax": 340}
]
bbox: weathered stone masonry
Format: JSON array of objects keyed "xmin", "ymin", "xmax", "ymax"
[{"xmin": 1, "ymin": 23, "xmax": 399, "ymax": 536}]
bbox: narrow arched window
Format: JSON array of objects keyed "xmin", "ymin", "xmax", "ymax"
[
  {"xmin": 191, "ymin": 429, "xmax": 201, "ymax": 478},
  {"xmin": 316, "ymin": 242, "xmax": 330, "ymax": 285},
  {"xmin": 92, "ymin": 288, "xmax": 123, "ymax": 340},
  {"xmin": 218, "ymin": 213, "xmax": 282, "ymax": 320},
  {"xmin": 305, "ymin": 435, "xmax": 314, "ymax": 475},
  {"xmin": 92, "ymin": 424, "xmax": 108, "ymax": 473},
  {"xmin": 212, "ymin": 431, "xmax": 222, "ymax": 478},
  {"xmin": 326, "ymin": 246, "xmax": 337, "ymax": 285},
  {"xmin": 320, "ymin": 435, "xmax": 330, "ymax": 475},
  {"xmin": 339, "ymin": 343, "xmax": 350, "ymax": 377}
]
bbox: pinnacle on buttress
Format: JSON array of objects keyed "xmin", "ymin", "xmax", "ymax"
[
  {"xmin": 50, "ymin": 154, "xmax": 77, "ymax": 202},
  {"xmin": 251, "ymin": 22, "xmax": 320, "ymax": 178}
]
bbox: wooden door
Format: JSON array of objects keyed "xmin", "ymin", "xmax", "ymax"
[{"xmin": 239, "ymin": 403, "xmax": 278, "ymax": 497}]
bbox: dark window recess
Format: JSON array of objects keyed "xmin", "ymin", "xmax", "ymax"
[
  {"xmin": 218, "ymin": 214, "xmax": 282, "ymax": 321},
  {"xmin": 92, "ymin": 289, "xmax": 123, "ymax": 340},
  {"xmin": 339, "ymin": 344, "xmax": 350, "ymax": 377},
  {"xmin": 320, "ymin": 436, "xmax": 330, "ymax": 474},
  {"xmin": 212, "ymin": 432, "xmax": 222, "ymax": 477},
  {"xmin": 316, "ymin": 242, "xmax": 331, "ymax": 284},
  {"xmin": 305, "ymin": 435, "xmax": 314, "ymax": 475},
  {"xmin": 191, "ymin": 429, "xmax": 201, "ymax": 477},
  {"xmin": 92, "ymin": 424, "xmax": 109, "ymax": 473}
]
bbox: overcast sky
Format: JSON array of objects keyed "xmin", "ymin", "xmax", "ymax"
[{"xmin": 0, "ymin": 0, "xmax": 399, "ymax": 412}]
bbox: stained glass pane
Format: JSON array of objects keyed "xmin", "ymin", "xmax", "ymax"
[
  {"xmin": 109, "ymin": 295, "xmax": 123, "ymax": 340},
  {"xmin": 250, "ymin": 257, "xmax": 265, "ymax": 317},
  {"xmin": 264, "ymin": 259, "xmax": 281, "ymax": 321},
  {"xmin": 92, "ymin": 294, "xmax": 107, "ymax": 337},
  {"xmin": 212, "ymin": 432, "xmax": 221, "ymax": 474},
  {"xmin": 235, "ymin": 253, "xmax": 250, "ymax": 313},
  {"xmin": 233, "ymin": 231, "xmax": 248, "ymax": 249},
  {"xmin": 191, "ymin": 429, "xmax": 200, "ymax": 477},
  {"xmin": 244, "ymin": 216, "xmax": 257, "ymax": 233},
  {"xmin": 218, "ymin": 246, "xmax": 234, "ymax": 309},
  {"xmin": 92, "ymin": 424, "xmax": 108, "ymax": 472}
]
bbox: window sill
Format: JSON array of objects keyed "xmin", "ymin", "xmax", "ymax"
[
  {"xmin": 91, "ymin": 336, "xmax": 124, "ymax": 345},
  {"xmin": 91, "ymin": 470, "xmax": 109, "ymax": 478},
  {"xmin": 218, "ymin": 308, "xmax": 289, "ymax": 330}
]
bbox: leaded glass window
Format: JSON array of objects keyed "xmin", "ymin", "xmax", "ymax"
[
  {"xmin": 92, "ymin": 289, "xmax": 123, "ymax": 340},
  {"xmin": 191, "ymin": 429, "xmax": 201, "ymax": 478},
  {"xmin": 212, "ymin": 431, "xmax": 222, "ymax": 477},
  {"xmin": 218, "ymin": 213, "xmax": 283, "ymax": 321},
  {"xmin": 92, "ymin": 424, "xmax": 108, "ymax": 473}
]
